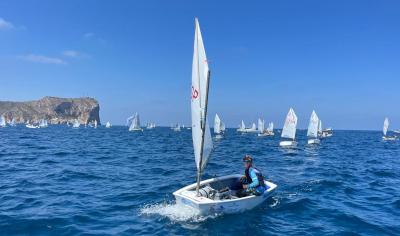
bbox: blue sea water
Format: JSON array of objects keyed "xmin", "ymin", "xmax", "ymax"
[{"xmin": 0, "ymin": 126, "xmax": 399, "ymax": 235}]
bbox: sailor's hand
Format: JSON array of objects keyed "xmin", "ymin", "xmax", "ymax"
[{"xmin": 242, "ymin": 184, "xmax": 248, "ymax": 189}]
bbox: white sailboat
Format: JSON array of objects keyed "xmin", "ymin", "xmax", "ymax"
[
  {"xmin": 127, "ymin": 113, "xmax": 143, "ymax": 131},
  {"xmin": 279, "ymin": 108, "xmax": 298, "ymax": 147},
  {"xmin": 146, "ymin": 122, "xmax": 156, "ymax": 129},
  {"xmin": 105, "ymin": 121, "xmax": 111, "ymax": 128},
  {"xmin": 382, "ymin": 118, "xmax": 397, "ymax": 141},
  {"xmin": 72, "ymin": 119, "xmax": 80, "ymax": 128},
  {"xmin": 258, "ymin": 120, "xmax": 275, "ymax": 137},
  {"xmin": 94, "ymin": 120, "xmax": 98, "ymax": 129},
  {"xmin": 9, "ymin": 118, "xmax": 16, "ymax": 127},
  {"xmin": 237, "ymin": 120, "xmax": 246, "ymax": 132},
  {"xmin": 173, "ymin": 18, "xmax": 277, "ymax": 215},
  {"xmin": 307, "ymin": 110, "xmax": 320, "ymax": 144},
  {"xmin": 214, "ymin": 114, "xmax": 224, "ymax": 139},
  {"xmin": 39, "ymin": 119, "xmax": 48, "ymax": 128},
  {"xmin": 320, "ymin": 120, "xmax": 333, "ymax": 137},
  {"xmin": 0, "ymin": 116, "xmax": 6, "ymax": 128},
  {"xmin": 172, "ymin": 123, "xmax": 181, "ymax": 132}
]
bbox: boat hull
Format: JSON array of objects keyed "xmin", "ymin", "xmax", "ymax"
[
  {"xmin": 279, "ymin": 140, "xmax": 297, "ymax": 147},
  {"xmin": 307, "ymin": 139, "xmax": 320, "ymax": 145},
  {"xmin": 173, "ymin": 174, "xmax": 277, "ymax": 215},
  {"xmin": 382, "ymin": 136, "xmax": 398, "ymax": 141}
]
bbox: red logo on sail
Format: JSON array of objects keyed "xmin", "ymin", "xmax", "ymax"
[{"xmin": 192, "ymin": 86, "xmax": 199, "ymax": 99}]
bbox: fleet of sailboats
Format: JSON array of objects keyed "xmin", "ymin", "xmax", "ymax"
[
  {"xmin": 279, "ymin": 108, "xmax": 298, "ymax": 147},
  {"xmin": 237, "ymin": 120, "xmax": 258, "ymax": 133}
]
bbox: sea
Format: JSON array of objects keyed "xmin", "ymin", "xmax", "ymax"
[{"xmin": 0, "ymin": 126, "xmax": 399, "ymax": 235}]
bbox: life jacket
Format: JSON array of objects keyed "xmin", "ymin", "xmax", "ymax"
[{"xmin": 245, "ymin": 167, "xmax": 266, "ymax": 187}]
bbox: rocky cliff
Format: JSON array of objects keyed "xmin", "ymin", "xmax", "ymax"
[{"xmin": 0, "ymin": 96, "xmax": 100, "ymax": 124}]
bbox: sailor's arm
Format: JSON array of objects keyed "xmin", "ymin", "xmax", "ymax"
[{"xmin": 248, "ymin": 170, "xmax": 259, "ymax": 188}]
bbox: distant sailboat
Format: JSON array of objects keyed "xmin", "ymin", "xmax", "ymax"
[
  {"xmin": 237, "ymin": 120, "xmax": 246, "ymax": 132},
  {"xmin": 258, "ymin": 120, "xmax": 275, "ymax": 137},
  {"xmin": 382, "ymin": 118, "xmax": 397, "ymax": 141},
  {"xmin": 94, "ymin": 120, "xmax": 98, "ymax": 129},
  {"xmin": 173, "ymin": 18, "xmax": 277, "ymax": 215},
  {"xmin": 307, "ymin": 110, "xmax": 320, "ymax": 145},
  {"xmin": 127, "ymin": 113, "xmax": 143, "ymax": 131},
  {"xmin": 72, "ymin": 119, "xmax": 80, "ymax": 128},
  {"xmin": 39, "ymin": 119, "xmax": 48, "ymax": 128},
  {"xmin": 105, "ymin": 121, "xmax": 111, "ymax": 128},
  {"xmin": 279, "ymin": 108, "xmax": 298, "ymax": 147},
  {"xmin": 146, "ymin": 122, "xmax": 156, "ymax": 129},
  {"xmin": 26, "ymin": 120, "xmax": 39, "ymax": 129},
  {"xmin": 0, "ymin": 116, "xmax": 6, "ymax": 128},
  {"xmin": 9, "ymin": 118, "xmax": 16, "ymax": 127},
  {"xmin": 214, "ymin": 114, "xmax": 224, "ymax": 138},
  {"xmin": 172, "ymin": 123, "xmax": 181, "ymax": 132}
]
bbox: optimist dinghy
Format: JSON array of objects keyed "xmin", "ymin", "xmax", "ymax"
[
  {"xmin": 279, "ymin": 108, "xmax": 298, "ymax": 147},
  {"xmin": 307, "ymin": 110, "xmax": 320, "ymax": 145},
  {"xmin": 214, "ymin": 114, "xmax": 224, "ymax": 139},
  {"xmin": 173, "ymin": 18, "xmax": 277, "ymax": 215},
  {"xmin": 382, "ymin": 118, "xmax": 398, "ymax": 141}
]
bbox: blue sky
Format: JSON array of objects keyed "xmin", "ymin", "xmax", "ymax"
[{"xmin": 0, "ymin": 0, "xmax": 399, "ymax": 130}]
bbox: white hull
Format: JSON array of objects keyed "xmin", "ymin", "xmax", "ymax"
[
  {"xmin": 257, "ymin": 132, "xmax": 274, "ymax": 137},
  {"xmin": 307, "ymin": 139, "xmax": 320, "ymax": 145},
  {"xmin": 173, "ymin": 174, "xmax": 277, "ymax": 215},
  {"xmin": 382, "ymin": 136, "xmax": 398, "ymax": 141},
  {"xmin": 172, "ymin": 127, "xmax": 181, "ymax": 132},
  {"xmin": 237, "ymin": 129, "xmax": 258, "ymax": 133},
  {"xmin": 129, "ymin": 128, "xmax": 143, "ymax": 132},
  {"xmin": 26, "ymin": 124, "xmax": 39, "ymax": 129},
  {"xmin": 279, "ymin": 140, "xmax": 297, "ymax": 147}
]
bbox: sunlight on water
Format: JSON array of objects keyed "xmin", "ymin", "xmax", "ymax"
[{"xmin": 139, "ymin": 202, "xmax": 219, "ymax": 223}]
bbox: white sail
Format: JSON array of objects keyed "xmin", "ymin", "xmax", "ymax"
[
  {"xmin": 383, "ymin": 117, "xmax": 389, "ymax": 136},
  {"xmin": 72, "ymin": 119, "xmax": 80, "ymax": 128},
  {"xmin": 318, "ymin": 120, "xmax": 322, "ymax": 133},
  {"xmin": 267, "ymin": 122, "xmax": 274, "ymax": 132},
  {"xmin": 221, "ymin": 122, "xmax": 226, "ymax": 131},
  {"xmin": 281, "ymin": 108, "xmax": 298, "ymax": 140},
  {"xmin": 0, "ymin": 116, "xmax": 6, "ymax": 127},
  {"xmin": 307, "ymin": 110, "xmax": 319, "ymax": 138},
  {"xmin": 129, "ymin": 113, "xmax": 141, "ymax": 131},
  {"xmin": 191, "ymin": 18, "xmax": 213, "ymax": 173},
  {"xmin": 250, "ymin": 123, "xmax": 256, "ymax": 130},
  {"xmin": 9, "ymin": 118, "xmax": 16, "ymax": 126},
  {"xmin": 258, "ymin": 118, "xmax": 264, "ymax": 133},
  {"xmin": 214, "ymin": 114, "xmax": 221, "ymax": 134},
  {"xmin": 105, "ymin": 121, "xmax": 111, "ymax": 128},
  {"xmin": 239, "ymin": 120, "xmax": 245, "ymax": 130},
  {"xmin": 94, "ymin": 120, "xmax": 98, "ymax": 128}
]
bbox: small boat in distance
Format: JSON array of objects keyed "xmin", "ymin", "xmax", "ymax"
[
  {"xmin": 9, "ymin": 118, "xmax": 16, "ymax": 127},
  {"xmin": 214, "ymin": 114, "xmax": 224, "ymax": 139},
  {"xmin": 321, "ymin": 124, "xmax": 333, "ymax": 137},
  {"xmin": 26, "ymin": 120, "xmax": 39, "ymax": 129},
  {"xmin": 105, "ymin": 121, "xmax": 111, "ymax": 128},
  {"xmin": 172, "ymin": 123, "xmax": 181, "ymax": 132},
  {"xmin": 94, "ymin": 120, "xmax": 98, "ymax": 129},
  {"xmin": 127, "ymin": 113, "xmax": 143, "ymax": 131},
  {"xmin": 0, "ymin": 116, "xmax": 6, "ymax": 128},
  {"xmin": 279, "ymin": 108, "xmax": 298, "ymax": 147},
  {"xmin": 146, "ymin": 122, "xmax": 156, "ymax": 129},
  {"xmin": 258, "ymin": 119, "xmax": 275, "ymax": 137},
  {"xmin": 382, "ymin": 118, "xmax": 397, "ymax": 141},
  {"xmin": 307, "ymin": 110, "xmax": 320, "ymax": 145},
  {"xmin": 173, "ymin": 18, "xmax": 277, "ymax": 215},
  {"xmin": 72, "ymin": 119, "xmax": 80, "ymax": 128},
  {"xmin": 237, "ymin": 121, "xmax": 258, "ymax": 133},
  {"xmin": 237, "ymin": 120, "xmax": 246, "ymax": 132},
  {"xmin": 39, "ymin": 119, "xmax": 48, "ymax": 128}
]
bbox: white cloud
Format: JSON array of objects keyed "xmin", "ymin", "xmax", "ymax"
[
  {"xmin": 62, "ymin": 50, "xmax": 90, "ymax": 59},
  {"xmin": 62, "ymin": 50, "xmax": 79, "ymax": 58},
  {"xmin": 0, "ymin": 18, "xmax": 15, "ymax": 30},
  {"xmin": 18, "ymin": 54, "xmax": 66, "ymax": 65}
]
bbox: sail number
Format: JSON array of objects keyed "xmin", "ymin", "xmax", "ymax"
[{"xmin": 192, "ymin": 86, "xmax": 199, "ymax": 99}]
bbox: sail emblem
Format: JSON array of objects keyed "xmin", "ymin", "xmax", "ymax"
[{"xmin": 192, "ymin": 86, "xmax": 199, "ymax": 99}]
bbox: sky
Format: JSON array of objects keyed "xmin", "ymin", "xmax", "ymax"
[{"xmin": 0, "ymin": 0, "xmax": 399, "ymax": 130}]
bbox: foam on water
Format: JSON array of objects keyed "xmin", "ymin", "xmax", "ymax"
[{"xmin": 139, "ymin": 202, "xmax": 219, "ymax": 223}]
